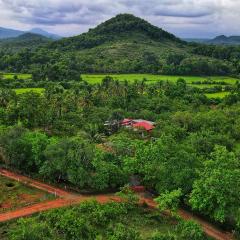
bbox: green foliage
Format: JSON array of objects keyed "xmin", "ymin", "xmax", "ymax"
[
  {"xmin": 155, "ymin": 189, "xmax": 182, "ymax": 214},
  {"xmin": 7, "ymin": 201, "xmax": 207, "ymax": 240},
  {"xmin": 107, "ymin": 223, "xmax": 140, "ymax": 240},
  {"xmin": 126, "ymin": 135, "xmax": 200, "ymax": 194},
  {"xmin": 149, "ymin": 233, "xmax": 176, "ymax": 240},
  {"xmin": 6, "ymin": 202, "xmax": 140, "ymax": 239},
  {"xmin": 0, "ymin": 126, "xmax": 49, "ymax": 172},
  {"xmin": 0, "ymin": 33, "xmax": 52, "ymax": 53},
  {"xmin": 116, "ymin": 185, "xmax": 139, "ymax": 207},
  {"xmin": 176, "ymin": 220, "xmax": 204, "ymax": 240},
  {"xmin": 9, "ymin": 218, "xmax": 54, "ymax": 240},
  {"xmin": 14, "ymin": 88, "xmax": 44, "ymax": 95},
  {"xmin": 190, "ymin": 145, "xmax": 240, "ymax": 223},
  {"xmin": 1, "ymin": 66, "xmax": 240, "ymax": 233}
]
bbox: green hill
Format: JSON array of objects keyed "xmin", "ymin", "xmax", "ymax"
[
  {"xmin": 208, "ymin": 35, "xmax": 240, "ymax": 45},
  {"xmin": 0, "ymin": 27, "xmax": 23, "ymax": 39},
  {"xmin": 51, "ymin": 13, "xmax": 182, "ymax": 50},
  {"xmin": 0, "ymin": 14, "xmax": 237, "ymax": 76},
  {"xmin": 0, "ymin": 33, "xmax": 52, "ymax": 52},
  {"xmin": 46, "ymin": 14, "xmax": 190, "ymax": 73}
]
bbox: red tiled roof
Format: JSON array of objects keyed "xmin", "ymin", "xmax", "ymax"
[
  {"xmin": 132, "ymin": 122, "xmax": 154, "ymax": 131},
  {"xmin": 121, "ymin": 118, "xmax": 132, "ymax": 125}
]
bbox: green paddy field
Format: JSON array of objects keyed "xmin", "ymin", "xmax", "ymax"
[
  {"xmin": 82, "ymin": 74, "xmax": 238, "ymax": 85},
  {"xmin": 2, "ymin": 73, "xmax": 238, "ymax": 99},
  {"xmin": 14, "ymin": 88, "xmax": 45, "ymax": 95}
]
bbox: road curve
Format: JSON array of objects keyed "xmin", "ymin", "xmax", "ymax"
[{"xmin": 0, "ymin": 168, "xmax": 234, "ymax": 240}]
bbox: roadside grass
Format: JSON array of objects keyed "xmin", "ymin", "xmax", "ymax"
[
  {"xmin": 125, "ymin": 208, "xmax": 176, "ymax": 238},
  {"xmin": 0, "ymin": 221, "xmax": 16, "ymax": 240},
  {"xmin": 0, "ymin": 175, "xmax": 55, "ymax": 214},
  {"xmin": 14, "ymin": 88, "xmax": 45, "ymax": 95}
]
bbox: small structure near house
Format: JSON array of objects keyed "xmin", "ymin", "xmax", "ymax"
[
  {"xmin": 104, "ymin": 118, "xmax": 155, "ymax": 135},
  {"xmin": 104, "ymin": 120, "xmax": 120, "ymax": 134},
  {"xmin": 121, "ymin": 118, "xmax": 132, "ymax": 126}
]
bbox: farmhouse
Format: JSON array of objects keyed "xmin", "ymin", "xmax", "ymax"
[
  {"xmin": 121, "ymin": 118, "xmax": 155, "ymax": 132},
  {"xmin": 104, "ymin": 118, "xmax": 155, "ymax": 135}
]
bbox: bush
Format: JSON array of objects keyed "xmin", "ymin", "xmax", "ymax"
[{"xmin": 176, "ymin": 220, "xmax": 204, "ymax": 240}]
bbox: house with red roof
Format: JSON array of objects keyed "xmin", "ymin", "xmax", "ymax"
[{"xmin": 121, "ymin": 118, "xmax": 155, "ymax": 132}]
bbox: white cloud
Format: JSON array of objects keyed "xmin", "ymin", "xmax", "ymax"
[{"xmin": 0, "ymin": 0, "xmax": 239, "ymax": 38}]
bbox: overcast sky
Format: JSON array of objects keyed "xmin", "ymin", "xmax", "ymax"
[{"xmin": 0, "ymin": 0, "xmax": 239, "ymax": 38}]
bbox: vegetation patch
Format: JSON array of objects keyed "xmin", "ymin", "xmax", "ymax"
[
  {"xmin": 1, "ymin": 201, "xmax": 207, "ymax": 240},
  {"xmin": 205, "ymin": 92, "xmax": 230, "ymax": 99},
  {"xmin": 14, "ymin": 88, "xmax": 45, "ymax": 95},
  {"xmin": 0, "ymin": 175, "xmax": 55, "ymax": 213},
  {"xmin": 1, "ymin": 73, "xmax": 32, "ymax": 80},
  {"xmin": 82, "ymin": 74, "xmax": 238, "ymax": 85}
]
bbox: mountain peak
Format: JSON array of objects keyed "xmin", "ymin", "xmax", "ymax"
[
  {"xmin": 0, "ymin": 27, "xmax": 23, "ymax": 39},
  {"xmin": 30, "ymin": 28, "xmax": 62, "ymax": 40},
  {"xmin": 18, "ymin": 32, "xmax": 49, "ymax": 39},
  {"xmin": 106, "ymin": 13, "xmax": 144, "ymax": 22},
  {"xmin": 90, "ymin": 13, "xmax": 182, "ymax": 43},
  {"xmin": 214, "ymin": 35, "xmax": 228, "ymax": 40}
]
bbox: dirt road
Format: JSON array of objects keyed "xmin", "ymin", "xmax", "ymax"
[
  {"xmin": 142, "ymin": 197, "xmax": 234, "ymax": 240},
  {"xmin": 0, "ymin": 168, "xmax": 234, "ymax": 240}
]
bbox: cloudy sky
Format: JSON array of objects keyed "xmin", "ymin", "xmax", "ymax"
[{"xmin": 0, "ymin": 0, "xmax": 239, "ymax": 38}]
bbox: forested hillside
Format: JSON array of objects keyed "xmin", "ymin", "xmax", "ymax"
[
  {"xmin": 0, "ymin": 14, "xmax": 239, "ymax": 78},
  {"xmin": 209, "ymin": 35, "xmax": 240, "ymax": 45},
  {"xmin": 0, "ymin": 33, "xmax": 52, "ymax": 53}
]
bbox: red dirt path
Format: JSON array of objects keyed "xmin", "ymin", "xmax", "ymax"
[{"xmin": 0, "ymin": 169, "xmax": 234, "ymax": 240}]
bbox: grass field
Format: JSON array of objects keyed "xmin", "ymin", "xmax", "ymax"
[
  {"xmin": 82, "ymin": 74, "xmax": 236, "ymax": 99},
  {"xmin": 205, "ymin": 92, "xmax": 230, "ymax": 98},
  {"xmin": 0, "ymin": 175, "xmax": 54, "ymax": 214},
  {"xmin": 191, "ymin": 84, "xmax": 222, "ymax": 89},
  {"xmin": 82, "ymin": 74, "xmax": 239, "ymax": 85},
  {"xmin": 2, "ymin": 73, "xmax": 32, "ymax": 80},
  {"xmin": 14, "ymin": 88, "xmax": 45, "ymax": 95}
]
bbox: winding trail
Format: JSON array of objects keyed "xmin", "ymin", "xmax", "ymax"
[{"xmin": 0, "ymin": 169, "xmax": 234, "ymax": 240}]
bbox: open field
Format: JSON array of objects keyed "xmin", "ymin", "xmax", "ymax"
[
  {"xmin": 14, "ymin": 88, "xmax": 45, "ymax": 95},
  {"xmin": 0, "ymin": 175, "xmax": 55, "ymax": 213},
  {"xmin": 4, "ymin": 73, "xmax": 237, "ymax": 99},
  {"xmin": 82, "ymin": 74, "xmax": 235, "ymax": 99},
  {"xmin": 191, "ymin": 84, "xmax": 224, "ymax": 89},
  {"xmin": 82, "ymin": 74, "xmax": 239, "ymax": 85},
  {"xmin": 205, "ymin": 92, "xmax": 230, "ymax": 99},
  {"xmin": 2, "ymin": 73, "xmax": 32, "ymax": 80}
]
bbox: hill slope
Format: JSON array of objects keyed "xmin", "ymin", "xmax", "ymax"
[
  {"xmin": 0, "ymin": 27, "xmax": 23, "ymax": 39},
  {"xmin": 208, "ymin": 35, "xmax": 240, "ymax": 45},
  {"xmin": 51, "ymin": 13, "xmax": 183, "ymax": 51},
  {"xmin": 184, "ymin": 35, "xmax": 240, "ymax": 45},
  {"xmin": 45, "ymin": 14, "xmax": 190, "ymax": 73},
  {"xmin": 0, "ymin": 14, "xmax": 236, "ymax": 76},
  {"xmin": 0, "ymin": 33, "xmax": 52, "ymax": 52},
  {"xmin": 0, "ymin": 26, "xmax": 61, "ymax": 40},
  {"xmin": 30, "ymin": 28, "xmax": 61, "ymax": 40}
]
